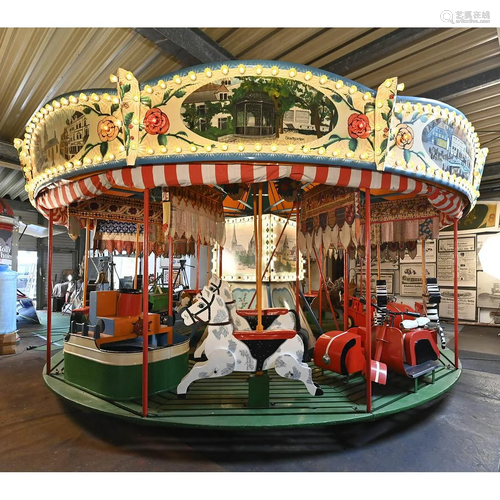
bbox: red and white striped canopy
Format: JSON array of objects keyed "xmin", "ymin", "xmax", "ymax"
[{"xmin": 35, "ymin": 163, "xmax": 465, "ymax": 227}]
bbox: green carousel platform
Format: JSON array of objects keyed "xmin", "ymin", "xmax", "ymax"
[{"xmin": 43, "ymin": 345, "xmax": 460, "ymax": 429}]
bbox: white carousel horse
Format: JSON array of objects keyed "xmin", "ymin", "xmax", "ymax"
[
  {"xmin": 193, "ymin": 274, "xmax": 298, "ymax": 359},
  {"xmin": 177, "ymin": 286, "xmax": 322, "ymax": 397}
]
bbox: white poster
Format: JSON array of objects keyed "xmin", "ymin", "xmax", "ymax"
[
  {"xmin": 440, "ymin": 287, "xmax": 477, "ymax": 321},
  {"xmin": 477, "ymin": 271, "xmax": 500, "ymax": 309},
  {"xmin": 400, "ymin": 263, "xmax": 436, "ymax": 297},
  {"xmin": 438, "ymin": 236, "xmax": 475, "ymax": 253},
  {"xmin": 437, "ymin": 246, "xmax": 477, "ymax": 287}
]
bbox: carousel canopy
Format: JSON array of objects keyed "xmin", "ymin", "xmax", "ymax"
[{"xmin": 15, "ymin": 60, "xmax": 486, "ymax": 229}]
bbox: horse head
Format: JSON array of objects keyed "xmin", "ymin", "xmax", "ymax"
[{"xmin": 181, "ymin": 286, "xmax": 229, "ymax": 326}]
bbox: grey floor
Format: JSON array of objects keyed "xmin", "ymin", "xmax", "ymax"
[{"xmin": 1, "ymin": 313, "xmax": 499, "ymax": 475}]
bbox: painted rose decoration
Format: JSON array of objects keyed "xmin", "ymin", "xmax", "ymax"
[
  {"xmin": 144, "ymin": 108, "xmax": 170, "ymax": 135},
  {"xmin": 395, "ymin": 124, "xmax": 414, "ymax": 150},
  {"xmin": 347, "ymin": 113, "xmax": 371, "ymax": 139},
  {"xmin": 97, "ymin": 116, "xmax": 120, "ymax": 142}
]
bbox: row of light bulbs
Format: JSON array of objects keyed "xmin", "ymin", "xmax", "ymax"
[{"xmin": 394, "ymin": 100, "xmax": 481, "ymax": 149}]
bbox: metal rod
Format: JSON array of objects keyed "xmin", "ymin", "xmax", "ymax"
[
  {"xmin": 453, "ymin": 218, "xmax": 459, "ymax": 368},
  {"xmin": 344, "ymin": 249, "xmax": 349, "ymax": 330},
  {"xmin": 133, "ymin": 223, "xmax": 140, "ymax": 290},
  {"xmin": 377, "ymin": 244, "xmax": 381, "ymax": 280},
  {"xmin": 312, "ymin": 245, "xmax": 340, "ymax": 331},
  {"xmin": 319, "ymin": 244, "xmax": 323, "ymax": 328},
  {"xmin": 421, "ymin": 239, "xmax": 426, "ymax": 297},
  {"xmin": 206, "ymin": 244, "xmax": 210, "ymax": 285},
  {"xmin": 196, "ymin": 235, "xmax": 201, "ymax": 292},
  {"xmin": 365, "ymin": 189, "xmax": 372, "ymax": 413},
  {"xmin": 83, "ymin": 217, "xmax": 90, "ymax": 306},
  {"xmin": 295, "ymin": 202, "xmax": 300, "ymax": 314},
  {"xmin": 218, "ymin": 245, "xmax": 223, "ymax": 277},
  {"xmin": 308, "ymin": 252, "xmax": 311, "ymax": 293},
  {"xmin": 46, "ymin": 209, "xmax": 54, "ymax": 374},
  {"xmin": 142, "ymin": 189, "xmax": 150, "ymax": 418}
]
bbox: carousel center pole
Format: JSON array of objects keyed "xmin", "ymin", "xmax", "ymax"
[
  {"xmin": 365, "ymin": 189, "xmax": 373, "ymax": 413},
  {"xmin": 344, "ymin": 249, "xmax": 349, "ymax": 330},
  {"xmin": 256, "ymin": 183, "xmax": 263, "ymax": 331},
  {"xmin": 453, "ymin": 218, "xmax": 459, "ymax": 368},
  {"xmin": 142, "ymin": 189, "xmax": 150, "ymax": 418},
  {"xmin": 319, "ymin": 244, "xmax": 323, "ymax": 328},
  {"xmin": 83, "ymin": 217, "xmax": 90, "ymax": 307},
  {"xmin": 46, "ymin": 209, "xmax": 54, "ymax": 373}
]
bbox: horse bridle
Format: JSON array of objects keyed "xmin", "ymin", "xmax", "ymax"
[
  {"xmin": 184, "ymin": 292, "xmax": 231, "ymax": 326},
  {"xmin": 208, "ymin": 280, "xmax": 235, "ymax": 305}
]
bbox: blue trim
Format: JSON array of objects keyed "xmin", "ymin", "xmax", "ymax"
[{"xmin": 133, "ymin": 152, "xmax": 377, "ymax": 171}]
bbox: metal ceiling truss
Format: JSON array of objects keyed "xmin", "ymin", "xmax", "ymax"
[{"xmin": 134, "ymin": 28, "xmax": 235, "ymax": 66}]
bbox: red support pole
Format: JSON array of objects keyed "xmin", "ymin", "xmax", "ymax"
[
  {"xmin": 365, "ymin": 189, "xmax": 372, "ymax": 413},
  {"xmin": 295, "ymin": 202, "xmax": 300, "ymax": 313},
  {"xmin": 46, "ymin": 209, "xmax": 54, "ymax": 374},
  {"xmin": 318, "ymin": 245, "xmax": 323, "ymax": 327},
  {"xmin": 142, "ymin": 189, "xmax": 150, "ymax": 417},
  {"xmin": 453, "ymin": 218, "xmax": 459, "ymax": 368},
  {"xmin": 344, "ymin": 249, "xmax": 349, "ymax": 330}
]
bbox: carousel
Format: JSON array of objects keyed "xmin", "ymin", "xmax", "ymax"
[{"xmin": 16, "ymin": 60, "xmax": 487, "ymax": 428}]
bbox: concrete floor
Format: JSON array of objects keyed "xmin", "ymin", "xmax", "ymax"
[{"xmin": 1, "ymin": 313, "xmax": 499, "ymax": 475}]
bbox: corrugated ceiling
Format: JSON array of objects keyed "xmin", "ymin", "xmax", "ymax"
[{"xmin": 1, "ymin": 26, "xmax": 499, "ymax": 202}]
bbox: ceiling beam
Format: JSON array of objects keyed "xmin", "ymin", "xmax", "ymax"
[
  {"xmin": 134, "ymin": 28, "xmax": 235, "ymax": 66},
  {"xmin": 0, "ymin": 140, "xmax": 21, "ymax": 170},
  {"xmin": 321, "ymin": 28, "xmax": 441, "ymax": 76},
  {"xmin": 422, "ymin": 67, "xmax": 500, "ymax": 102}
]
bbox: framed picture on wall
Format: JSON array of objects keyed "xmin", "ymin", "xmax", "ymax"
[
  {"xmin": 400, "ymin": 263, "xmax": 436, "ymax": 297},
  {"xmin": 477, "ymin": 271, "xmax": 500, "ymax": 309},
  {"xmin": 439, "ymin": 287, "xmax": 477, "ymax": 322}
]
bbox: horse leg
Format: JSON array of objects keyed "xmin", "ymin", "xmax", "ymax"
[
  {"xmin": 274, "ymin": 353, "xmax": 323, "ymax": 396},
  {"xmin": 177, "ymin": 349, "xmax": 236, "ymax": 396}
]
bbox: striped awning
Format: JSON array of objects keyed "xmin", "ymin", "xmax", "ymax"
[{"xmin": 35, "ymin": 163, "xmax": 465, "ymax": 227}]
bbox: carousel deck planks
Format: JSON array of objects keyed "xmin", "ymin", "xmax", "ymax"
[{"xmin": 44, "ymin": 350, "xmax": 461, "ymax": 429}]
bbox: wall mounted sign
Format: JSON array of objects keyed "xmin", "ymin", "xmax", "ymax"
[
  {"xmin": 400, "ymin": 263, "xmax": 436, "ymax": 297},
  {"xmin": 439, "ymin": 287, "xmax": 477, "ymax": 322},
  {"xmin": 437, "ymin": 236, "xmax": 476, "ymax": 287}
]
